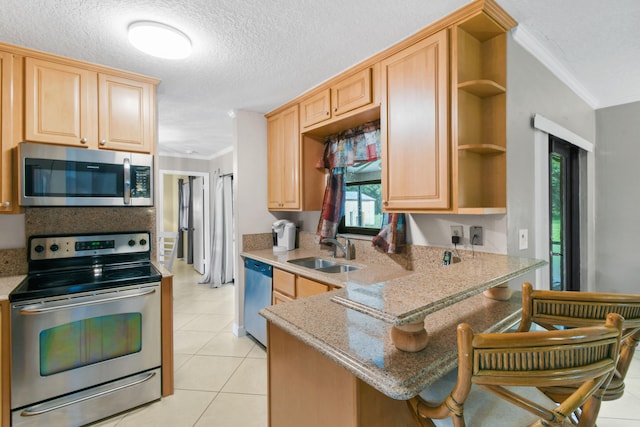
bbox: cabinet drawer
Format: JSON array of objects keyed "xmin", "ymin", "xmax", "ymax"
[
  {"xmin": 273, "ymin": 290, "xmax": 294, "ymax": 305},
  {"xmin": 273, "ymin": 268, "xmax": 296, "ymax": 298},
  {"xmin": 296, "ymin": 277, "xmax": 329, "ymax": 298}
]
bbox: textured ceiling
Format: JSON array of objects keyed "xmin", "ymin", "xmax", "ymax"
[{"xmin": 0, "ymin": 0, "xmax": 638, "ymax": 159}]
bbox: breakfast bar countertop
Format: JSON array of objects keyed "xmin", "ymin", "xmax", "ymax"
[
  {"xmin": 243, "ymin": 247, "xmax": 545, "ymax": 327},
  {"xmin": 333, "ymin": 255, "xmax": 545, "ymax": 326},
  {"xmin": 261, "ymin": 289, "xmax": 524, "ymax": 400},
  {"xmin": 250, "ymin": 244, "xmax": 546, "ymax": 399}
]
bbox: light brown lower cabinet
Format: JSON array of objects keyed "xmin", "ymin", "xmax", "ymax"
[
  {"xmin": 272, "ymin": 268, "xmax": 331, "ymax": 304},
  {"xmin": 273, "ymin": 290, "xmax": 293, "ymax": 305},
  {"xmin": 296, "ymin": 276, "xmax": 329, "ymax": 298},
  {"xmin": 267, "ymin": 323, "xmax": 414, "ymax": 427},
  {"xmin": 273, "ymin": 268, "xmax": 296, "ymax": 300},
  {"xmin": 161, "ymin": 275, "xmax": 174, "ymax": 397},
  {"xmin": 1, "ymin": 299, "xmax": 10, "ymax": 427}
]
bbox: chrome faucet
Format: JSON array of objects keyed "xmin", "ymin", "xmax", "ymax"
[{"xmin": 321, "ymin": 236, "xmax": 355, "ymax": 260}]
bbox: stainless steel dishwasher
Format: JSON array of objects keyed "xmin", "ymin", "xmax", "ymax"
[{"xmin": 243, "ymin": 258, "xmax": 272, "ymax": 346}]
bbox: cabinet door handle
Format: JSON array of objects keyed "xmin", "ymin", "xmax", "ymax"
[
  {"xmin": 325, "ymin": 111, "xmax": 330, "ymax": 116},
  {"xmin": 2, "ymin": 201, "xmax": 10, "ymax": 208},
  {"xmin": 100, "ymin": 139, "xmax": 107, "ymax": 146},
  {"xmin": 80, "ymin": 137, "xmax": 87, "ymax": 144}
]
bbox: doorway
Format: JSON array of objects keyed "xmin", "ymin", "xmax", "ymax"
[
  {"xmin": 191, "ymin": 176, "xmax": 206, "ymax": 274},
  {"xmin": 158, "ymin": 170, "xmax": 210, "ymax": 276},
  {"xmin": 549, "ymin": 136, "xmax": 580, "ymax": 291}
]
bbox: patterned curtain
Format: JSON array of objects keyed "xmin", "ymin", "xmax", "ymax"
[
  {"xmin": 372, "ymin": 213, "xmax": 406, "ymax": 254},
  {"xmin": 316, "ymin": 121, "xmax": 380, "ymax": 241}
]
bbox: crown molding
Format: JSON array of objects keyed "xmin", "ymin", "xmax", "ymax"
[{"xmin": 511, "ymin": 25, "xmax": 599, "ymax": 109}]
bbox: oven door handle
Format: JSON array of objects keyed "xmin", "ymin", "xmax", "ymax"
[
  {"xmin": 20, "ymin": 371, "xmax": 157, "ymax": 417},
  {"xmin": 19, "ymin": 288, "xmax": 157, "ymax": 315}
]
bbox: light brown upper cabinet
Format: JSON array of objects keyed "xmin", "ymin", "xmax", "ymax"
[
  {"xmin": 300, "ymin": 67, "xmax": 375, "ymax": 130},
  {"xmin": 267, "ymin": 105, "xmax": 301, "ymax": 210},
  {"xmin": 381, "ymin": 30, "xmax": 450, "ymax": 211},
  {"xmin": 98, "ymin": 73, "xmax": 154, "ymax": 153},
  {"xmin": 331, "ymin": 68, "xmax": 373, "ymax": 117},
  {"xmin": 300, "ymin": 89, "xmax": 331, "ymax": 129},
  {"xmin": 25, "ymin": 58, "xmax": 97, "ymax": 148},
  {"xmin": 25, "ymin": 57, "xmax": 155, "ymax": 153},
  {"xmin": 267, "ymin": 105, "xmax": 325, "ymax": 211},
  {"xmin": 0, "ymin": 50, "xmax": 21, "ymax": 214},
  {"xmin": 266, "ymin": 0, "xmax": 515, "ymax": 214}
]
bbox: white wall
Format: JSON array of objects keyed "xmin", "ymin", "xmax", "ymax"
[
  {"xmin": 0, "ymin": 214, "xmax": 25, "ymax": 249},
  {"xmin": 158, "ymin": 156, "xmax": 211, "ymax": 172},
  {"xmin": 595, "ymin": 101, "xmax": 640, "ymax": 294},
  {"xmin": 209, "ymin": 149, "xmax": 233, "ymax": 175},
  {"xmin": 233, "ymin": 110, "xmax": 276, "ymax": 336},
  {"xmin": 506, "ymin": 34, "xmax": 596, "ymax": 290}
]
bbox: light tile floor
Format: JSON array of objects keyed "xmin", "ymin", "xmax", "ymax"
[{"xmin": 92, "ymin": 259, "xmax": 640, "ymax": 426}]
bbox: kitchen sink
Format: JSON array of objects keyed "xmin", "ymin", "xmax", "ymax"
[
  {"xmin": 287, "ymin": 257, "xmax": 359, "ymax": 274},
  {"xmin": 288, "ymin": 257, "xmax": 337, "ymax": 269},
  {"xmin": 316, "ymin": 264, "xmax": 359, "ymax": 274}
]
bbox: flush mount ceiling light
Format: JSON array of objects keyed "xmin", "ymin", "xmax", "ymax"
[{"xmin": 128, "ymin": 21, "xmax": 192, "ymax": 59}]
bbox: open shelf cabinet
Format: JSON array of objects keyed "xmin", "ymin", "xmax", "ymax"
[{"xmin": 453, "ymin": 11, "xmax": 508, "ymax": 214}]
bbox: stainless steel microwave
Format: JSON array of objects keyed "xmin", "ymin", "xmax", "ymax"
[{"xmin": 18, "ymin": 142, "xmax": 153, "ymax": 207}]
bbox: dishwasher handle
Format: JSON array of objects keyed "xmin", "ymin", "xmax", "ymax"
[{"xmin": 244, "ymin": 258, "xmax": 273, "ymax": 277}]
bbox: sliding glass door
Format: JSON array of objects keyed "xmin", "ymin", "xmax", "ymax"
[{"xmin": 549, "ymin": 136, "xmax": 580, "ymax": 291}]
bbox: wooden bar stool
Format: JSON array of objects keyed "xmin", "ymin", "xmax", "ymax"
[
  {"xmin": 517, "ymin": 282, "xmax": 640, "ymax": 406},
  {"xmin": 407, "ymin": 313, "xmax": 624, "ymax": 427}
]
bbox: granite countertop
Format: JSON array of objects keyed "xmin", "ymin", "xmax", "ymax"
[
  {"xmin": 0, "ymin": 274, "xmax": 25, "ymax": 301},
  {"xmin": 261, "ymin": 289, "xmax": 524, "ymax": 400},
  {"xmin": 247, "ymin": 245, "xmax": 546, "ymax": 399},
  {"xmin": 242, "ymin": 247, "xmax": 545, "ymax": 326},
  {"xmin": 333, "ymin": 255, "xmax": 545, "ymax": 326},
  {"xmin": 241, "ymin": 247, "xmax": 410, "ymax": 288}
]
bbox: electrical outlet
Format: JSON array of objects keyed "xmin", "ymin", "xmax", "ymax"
[
  {"xmin": 450, "ymin": 226, "xmax": 463, "ymax": 238},
  {"xmin": 470, "ymin": 226, "xmax": 483, "ymax": 246},
  {"xmin": 519, "ymin": 229, "xmax": 528, "ymax": 250}
]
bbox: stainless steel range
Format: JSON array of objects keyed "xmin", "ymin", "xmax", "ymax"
[{"xmin": 9, "ymin": 231, "xmax": 163, "ymax": 427}]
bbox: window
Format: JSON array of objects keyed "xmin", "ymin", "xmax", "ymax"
[{"xmin": 339, "ymin": 160, "xmax": 382, "ymax": 236}]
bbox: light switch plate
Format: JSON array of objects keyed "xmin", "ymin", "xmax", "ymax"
[{"xmin": 519, "ymin": 229, "xmax": 528, "ymax": 250}]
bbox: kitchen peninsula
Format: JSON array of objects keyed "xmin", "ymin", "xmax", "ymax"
[{"xmin": 243, "ymin": 243, "xmax": 545, "ymax": 427}]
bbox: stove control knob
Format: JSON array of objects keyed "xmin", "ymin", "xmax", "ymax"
[
  {"xmin": 139, "ymin": 239, "xmax": 147, "ymax": 246},
  {"xmin": 128, "ymin": 239, "xmax": 136, "ymax": 247},
  {"xmin": 50, "ymin": 244, "xmax": 59, "ymax": 252},
  {"xmin": 34, "ymin": 245, "xmax": 45, "ymax": 253}
]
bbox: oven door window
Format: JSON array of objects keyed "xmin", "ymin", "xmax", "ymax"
[
  {"xmin": 39, "ymin": 313, "xmax": 142, "ymax": 376},
  {"xmin": 25, "ymin": 158, "xmax": 124, "ymax": 198}
]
